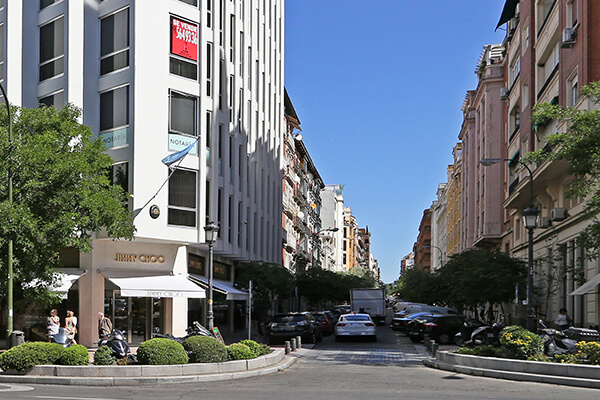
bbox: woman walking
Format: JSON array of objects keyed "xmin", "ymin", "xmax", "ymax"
[
  {"xmin": 65, "ymin": 310, "xmax": 78, "ymax": 344},
  {"xmin": 47, "ymin": 309, "xmax": 60, "ymax": 342}
]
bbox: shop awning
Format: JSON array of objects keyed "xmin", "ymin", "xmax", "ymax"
[
  {"xmin": 189, "ymin": 275, "xmax": 249, "ymax": 301},
  {"xmin": 569, "ymin": 273, "xmax": 600, "ymax": 296},
  {"xmin": 496, "ymin": 0, "xmax": 519, "ymax": 30},
  {"xmin": 24, "ymin": 270, "xmax": 87, "ymax": 299},
  {"xmin": 102, "ymin": 271, "xmax": 206, "ymax": 298}
]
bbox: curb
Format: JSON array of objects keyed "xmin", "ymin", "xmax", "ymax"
[
  {"xmin": 423, "ymin": 353, "xmax": 600, "ymax": 389},
  {"xmin": 0, "ymin": 349, "xmax": 302, "ymax": 386}
]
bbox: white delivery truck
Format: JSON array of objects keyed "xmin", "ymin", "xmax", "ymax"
[{"xmin": 349, "ymin": 288, "xmax": 387, "ymax": 325}]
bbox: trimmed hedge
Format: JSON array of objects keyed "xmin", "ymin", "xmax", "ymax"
[
  {"xmin": 182, "ymin": 335, "xmax": 227, "ymax": 363},
  {"xmin": 0, "ymin": 342, "xmax": 64, "ymax": 373},
  {"xmin": 227, "ymin": 343, "xmax": 255, "ymax": 360},
  {"xmin": 239, "ymin": 340, "xmax": 270, "ymax": 357},
  {"xmin": 58, "ymin": 345, "xmax": 89, "ymax": 365},
  {"xmin": 137, "ymin": 338, "xmax": 189, "ymax": 365},
  {"xmin": 93, "ymin": 345, "xmax": 116, "ymax": 365}
]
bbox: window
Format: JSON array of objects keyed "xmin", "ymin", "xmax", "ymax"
[
  {"xmin": 109, "ymin": 162, "xmax": 129, "ymax": 194},
  {"xmin": 40, "ymin": 0, "xmax": 60, "ymax": 9},
  {"xmin": 39, "ymin": 91, "xmax": 65, "ymax": 110},
  {"xmin": 170, "ymin": 17, "xmax": 198, "ymax": 80},
  {"xmin": 100, "ymin": 8, "xmax": 130, "ymax": 75},
  {"xmin": 567, "ymin": 0, "xmax": 578, "ymax": 27},
  {"xmin": 206, "ymin": 43, "xmax": 213, "ymax": 96},
  {"xmin": 0, "ymin": 24, "xmax": 5, "ymax": 81},
  {"xmin": 568, "ymin": 73, "xmax": 579, "ymax": 107},
  {"xmin": 168, "ymin": 169, "xmax": 197, "ymax": 227},
  {"xmin": 206, "ymin": 0, "xmax": 212, "ymax": 28},
  {"xmin": 178, "ymin": 0, "xmax": 198, "ymax": 6},
  {"xmin": 100, "ymin": 86, "xmax": 129, "ymax": 132},
  {"xmin": 39, "ymin": 17, "xmax": 64, "ymax": 81},
  {"xmin": 169, "ymin": 91, "xmax": 197, "ymax": 136}
]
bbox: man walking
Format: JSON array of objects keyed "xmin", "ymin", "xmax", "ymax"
[{"xmin": 98, "ymin": 312, "xmax": 113, "ymax": 339}]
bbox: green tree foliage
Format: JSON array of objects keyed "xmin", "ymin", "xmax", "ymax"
[
  {"xmin": 529, "ymin": 82, "xmax": 600, "ymax": 256},
  {"xmin": 438, "ymin": 249, "xmax": 527, "ymax": 309},
  {"xmin": 0, "ymin": 104, "xmax": 135, "ymax": 307},
  {"xmin": 397, "ymin": 266, "xmax": 443, "ymax": 305},
  {"xmin": 296, "ymin": 267, "xmax": 378, "ymax": 308},
  {"xmin": 235, "ymin": 261, "xmax": 296, "ymax": 305}
]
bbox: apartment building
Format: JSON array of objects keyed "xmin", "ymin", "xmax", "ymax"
[
  {"xmin": 460, "ymin": 44, "xmax": 506, "ymax": 251},
  {"xmin": 0, "ymin": 0, "xmax": 285, "ymax": 346},
  {"xmin": 497, "ymin": 0, "xmax": 600, "ymax": 327},
  {"xmin": 320, "ymin": 184, "xmax": 345, "ymax": 272},
  {"xmin": 430, "ymin": 183, "xmax": 448, "ymax": 271},
  {"xmin": 446, "ymin": 143, "xmax": 463, "ymax": 256},
  {"xmin": 282, "ymin": 90, "xmax": 324, "ymax": 273},
  {"xmin": 414, "ymin": 208, "xmax": 432, "ymax": 271}
]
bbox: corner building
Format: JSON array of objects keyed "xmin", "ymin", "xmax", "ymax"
[{"xmin": 0, "ymin": 0, "xmax": 284, "ymax": 346}]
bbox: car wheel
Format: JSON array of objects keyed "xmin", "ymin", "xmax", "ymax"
[{"xmin": 438, "ymin": 333, "xmax": 451, "ymax": 345}]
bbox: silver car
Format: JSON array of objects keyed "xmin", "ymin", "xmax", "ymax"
[{"xmin": 335, "ymin": 313, "xmax": 376, "ymax": 342}]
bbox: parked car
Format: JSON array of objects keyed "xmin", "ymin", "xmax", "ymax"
[
  {"xmin": 423, "ymin": 314, "xmax": 467, "ymax": 344},
  {"xmin": 391, "ymin": 311, "xmax": 441, "ymax": 332},
  {"xmin": 311, "ymin": 312, "xmax": 333, "ymax": 335},
  {"xmin": 401, "ymin": 304, "xmax": 458, "ymax": 316},
  {"xmin": 405, "ymin": 314, "xmax": 440, "ymax": 342},
  {"xmin": 335, "ymin": 313, "xmax": 376, "ymax": 342},
  {"xmin": 264, "ymin": 312, "xmax": 323, "ymax": 345}
]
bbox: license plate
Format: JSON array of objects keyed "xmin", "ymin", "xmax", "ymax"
[{"xmin": 410, "ymin": 331, "xmax": 419, "ymax": 335}]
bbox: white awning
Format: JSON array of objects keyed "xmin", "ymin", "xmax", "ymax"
[
  {"xmin": 102, "ymin": 271, "xmax": 206, "ymax": 299},
  {"xmin": 189, "ymin": 275, "xmax": 248, "ymax": 300},
  {"xmin": 569, "ymin": 273, "xmax": 600, "ymax": 296},
  {"xmin": 24, "ymin": 270, "xmax": 87, "ymax": 299}
]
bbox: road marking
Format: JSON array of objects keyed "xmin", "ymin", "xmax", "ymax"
[
  {"xmin": 315, "ymin": 347, "xmax": 429, "ymax": 364},
  {"xmin": 0, "ymin": 384, "xmax": 35, "ymax": 392},
  {"xmin": 34, "ymin": 397, "xmax": 118, "ymax": 400}
]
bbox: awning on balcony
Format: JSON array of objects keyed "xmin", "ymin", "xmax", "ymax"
[
  {"xmin": 25, "ymin": 270, "xmax": 87, "ymax": 299},
  {"xmin": 189, "ymin": 275, "xmax": 249, "ymax": 301},
  {"xmin": 496, "ymin": 0, "xmax": 519, "ymax": 30},
  {"xmin": 569, "ymin": 273, "xmax": 600, "ymax": 296},
  {"xmin": 101, "ymin": 270, "xmax": 206, "ymax": 298}
]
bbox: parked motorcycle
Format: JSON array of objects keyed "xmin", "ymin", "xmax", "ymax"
[
  {"xmin": 153, "ymin": 321, "xmax": 214, "ymax": 343},
  {"xmin": 538, "ymin": 319, "xmax": 577, "ymax": 357},
  {"xmin": 98, "ymin": 329, "xmax": 131, "ymax": 360},
  {"xmin": 456, "ymin": 320, "xmax": 504, "ymax": 347},
  {"xmin": 50, "ymin": 327, "xmax": 73, "ymax": 348}
]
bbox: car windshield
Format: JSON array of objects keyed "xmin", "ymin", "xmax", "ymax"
[
  {"xmin": 344, "ymin": 315, "xmax": 370, "ymax": 321},
  {"xmin": 273, "ymin": 315, "xmax": 304, "ymax": 323},
  {"xmin": 312, "ymin": 314, "xmax": 324, "ymax": 321}
]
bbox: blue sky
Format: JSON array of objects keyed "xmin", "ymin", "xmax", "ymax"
[{"xmin": 285, "ymin": 1, "xmax": 508, "ymax": 283}]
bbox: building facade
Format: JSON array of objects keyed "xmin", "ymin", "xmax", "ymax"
[
  {"xmin": 1, "ymin": 0, "xmax": 285, "ymax": 346},
  {"xmin": 320, "ymin": 184, "xmax": 345, "ymax": 272}
]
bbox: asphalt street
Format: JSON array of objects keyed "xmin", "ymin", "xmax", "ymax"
[{"xmin": 2, "ymin": 312, "xmax": 599, "ymax": 399}]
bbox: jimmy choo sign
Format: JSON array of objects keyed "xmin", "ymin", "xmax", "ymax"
[{"xmin": 114, "ymin": 254, "xmax": 166, "ymax": 264}]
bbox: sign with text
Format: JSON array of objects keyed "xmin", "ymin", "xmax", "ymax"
[
  {"xmin": 171, "ymin": 17, "xmax": 198, "ymax": 61},
  {"xmin": 169, "ymin": 133, "xmax": 198, "ymax": 154},
  {"xmin": 100, "ymin": 127, "xmax": 128, "ymax": 149}
]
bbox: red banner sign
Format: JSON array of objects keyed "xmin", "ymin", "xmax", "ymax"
[{"xmin": 171, "ymin": 17, "xmax": 198, "ymax": 61}]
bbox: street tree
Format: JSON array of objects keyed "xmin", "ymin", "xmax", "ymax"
[
  {"xmin": 235, "ymin": 261, "xmax": 295, "ymax": 308},
  {"xmin": 438, "ymin": 249, "xmax": 527, "ymax": 312},
  {"xmin": 397, "ymin": 266, "xmax": 442, "ymax": 305},
  {"xmin": 529, "ymin": 82, "xmax": 600, "ymax": 256},
  {"xmin": 0, "ymin": 104, "xmax": 135, "ymax": 309}
]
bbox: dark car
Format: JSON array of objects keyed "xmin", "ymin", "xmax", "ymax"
[
  {"xmin": 391, "ymin": 311, "xmax": 440, "ymax": 332},
  {"xmin": 311, "ymin": 312, "xmax": 333, "ymax": 335},
  {"xmin": 405, "ymin": 314, "xmax": 440, "ymax": 342},
  {"xmin": 264, "ymin": 312, "xmax": 322, "ymax": 345},
  {"xmin": 408, "ymin": 314, "xmax": 468, "ymax": 344}
]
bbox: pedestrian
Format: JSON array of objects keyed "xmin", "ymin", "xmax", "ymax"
[
  {"xmin": 554, "ymin": 308, "xmax": 571, "ymax": 331},
  {"xmin": 65, "ymin": 310, "xmax": 78, "ymax": 344},
  {"xmin": 98, "ymin": 312, "xmax": 113, "ymax": 339},
  {"xmin": 47, "ymin": 309, "xmax": 60, "ymax": 342}
]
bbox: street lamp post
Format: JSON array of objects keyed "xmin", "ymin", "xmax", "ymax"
[
  {"xmin": 423, "ymin": 245, "xmax": 444, "ymax": 268},
  {"xmin": 204, "ymin": 222, "xmax": 219, "ymax": 331},
  {"xmin": 0, "ymin": 82, "xmax": 13, "ymax": 338},
  {"xmin": 480, "ymin": 158, "xmax": 538, "ymax": 332}
]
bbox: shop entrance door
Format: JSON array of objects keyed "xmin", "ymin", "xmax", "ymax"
[{"xmin": 106, "ymin": 294, "xmax": 165, "ymax": 344}]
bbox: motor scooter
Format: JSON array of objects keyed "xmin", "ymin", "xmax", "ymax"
[
  {"xmin": 98, "ymin": 329, "xmax": 131, "ymax": 360},
  {"xmin": 538, "ymin": 319, "xmax": 577, "ymax": 357},
  {"xmin": 457, "ymin": 321, "xmax": 504, "ymax": 347},
  {"xmin": 50, "ymin": 327, "xmax": 73, "ymax": 348},
  {"xmin": 153, "ymin": 321, "xmax": 214, "ymax": 343}
]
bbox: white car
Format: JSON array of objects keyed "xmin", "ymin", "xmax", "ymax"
[{"xmin": 335, "ymin": 313, "xmax": 377, "ymax": 342}]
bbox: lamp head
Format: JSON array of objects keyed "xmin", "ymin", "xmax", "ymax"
[
  {"xmin": 522, "ymin": 207, "xmax": 539, "ymax": 229},
  {"xmin": 479, "ymin": 158, "xmax": 506, "ymax": 167},
  {"xmin": 204, "ymin": 221, "xmax": 220, "ymax": 244}
]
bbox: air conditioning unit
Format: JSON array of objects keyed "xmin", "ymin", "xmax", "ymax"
[
  {"xmin": 500, "ymin": 87, "xmax": 509, "ymax": 100},
  {"xmin": 551, "ymin": 207, "xmax": 567, "ymax": 221},
  {"xmin": 562, "ymin": 28, "xmax": 576, "ymax": 47},
  {"xmin": 538, "ymin": 217, "xmax": 551, "ymax": 229}
]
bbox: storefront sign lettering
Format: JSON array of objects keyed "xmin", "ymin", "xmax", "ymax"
[
  {"xmin": 145, "ymin": 291, "xmax": 184, "ymax": 298},
  {"xmin": 114, "ymin": 254, "xmax": 166, "ymax": 263}
]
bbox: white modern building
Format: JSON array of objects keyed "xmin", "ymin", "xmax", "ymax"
[{"xmin": 1, "ymin": 0, "xmax": 284, "ymax": 346}]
